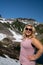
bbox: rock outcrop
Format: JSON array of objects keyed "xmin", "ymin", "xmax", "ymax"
[{"xmin": 0, "ymin": 37, "xmax": 20, "ymax": 60}]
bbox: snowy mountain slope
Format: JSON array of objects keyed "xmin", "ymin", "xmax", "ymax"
[
  {"xmin": 9, "ymin": 28, "xmax": 22, "ymax": 42},
  {"xmin": 0, "ymin": 18, "xmax": 43, "ymax": 42}
]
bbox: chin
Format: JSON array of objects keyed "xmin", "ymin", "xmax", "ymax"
[{"xmin": 26, "ymin": 33, "xmax": 31, "ymax": 36}]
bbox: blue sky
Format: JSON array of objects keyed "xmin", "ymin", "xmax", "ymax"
[{"xmin": 0, "ymin": 0, "xmax": 43, "ymax": 23}]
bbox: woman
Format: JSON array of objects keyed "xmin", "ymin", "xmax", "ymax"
[{"xmin": 19, "ymin": 24, "xmax": 42, "ymax": 65}]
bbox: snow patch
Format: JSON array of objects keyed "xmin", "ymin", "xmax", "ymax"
[
  {"xmin": 9, "ymin": 28, "xmax": 22, "ymax": 42},
  {"xmin": 0, "ymin": 55, "xmax": 20, "ymax": 65},
  {"xmin": 0, "ymin": 33, "xmax": 7, "ymax": 41}
]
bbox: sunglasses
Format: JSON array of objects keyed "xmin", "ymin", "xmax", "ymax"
[{"xmin": 25, "ymin": 28, "xmax": 32, "ymax": 31}]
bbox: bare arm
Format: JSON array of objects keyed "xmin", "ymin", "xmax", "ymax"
[{"xmin": 32, "ymin": 38, "xmax": 43, "ymax": 60}]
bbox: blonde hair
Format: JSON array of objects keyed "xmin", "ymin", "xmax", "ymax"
[{"xmin": 23, "ymin": 24, "xmax": 36, "ymax": 39}]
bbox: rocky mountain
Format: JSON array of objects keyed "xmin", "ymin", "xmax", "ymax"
[
  {"xmin": 0, "ymin": 22, "xmax": 13, "ymax": 36},
  {"xmin": 0, "ymin": 17, "xmax": 43, "ymax": 41},
  {"xmin": 11, "ymin": 18, "xmax": 43, "ymax": 40}
]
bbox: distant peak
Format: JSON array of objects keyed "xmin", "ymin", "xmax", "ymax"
[{"xmin": 16, "ymin": 18, "xmax": 36, "ymax": 21}]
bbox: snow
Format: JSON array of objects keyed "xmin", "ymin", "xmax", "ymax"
[
  {"xmin": 0, "ymin": 33, "xmax": 7, "ymax": 41},
  {"xmin": 0, "ymin": 28, "xmax": 22, "ymax": 42},
  {"xmin": 9, "ymin": 28, "xmax": 22, "ymax": 42},
  {"xmin": 0, "ymin": 55, "xmax": 20, "ymax": 65},
  {"xmin": 0, "ymin": 29, "xmax": 22, "ymax": 42},
  {"xmin": 0, "ymin": 18, "xmax": 13, "ymax": 23}
]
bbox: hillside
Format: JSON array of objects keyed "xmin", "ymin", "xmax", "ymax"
[
  {"xmin": 0, "ymin": 22, "xmax": 13, "ymax": 36},
  {"xmin": 0, "ymin": 18, "xmax": 43, "ymax": 42},
  {"xmin": 11, "ymin": 18, "xmax": 43, "ymax": 42}
]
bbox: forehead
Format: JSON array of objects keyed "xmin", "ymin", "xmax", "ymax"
[{"xmin": 26, "ymin": 25, "xmax": 32, "ymax": 28}]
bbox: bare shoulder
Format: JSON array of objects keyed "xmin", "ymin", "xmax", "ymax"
[
  {"xmin": 31, "ymin": 37, "xmax": 41, "ymax": 43},
  {"xmin": 31, "ymin": 37, "xmax": 42, "ymax": 49}
]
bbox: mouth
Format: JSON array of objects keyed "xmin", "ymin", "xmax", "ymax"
[{"xmin": 26, "ymin": 31, "xmax": 31, "ymax": 33}]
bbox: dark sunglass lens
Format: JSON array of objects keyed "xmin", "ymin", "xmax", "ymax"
[
  {"xmin": 29, "ymin": 29, "xmax": 32, "ymax": 31},
  {"xmin": 25, "ymin": 28, "xmax": 28, "ymax": 30}
]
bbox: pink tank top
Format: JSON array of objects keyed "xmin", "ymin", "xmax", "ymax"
[{"xmin": 19, "ymin": 38, "xmax": 35, "ymax": 65}]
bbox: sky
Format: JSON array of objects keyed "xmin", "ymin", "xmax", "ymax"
[{"xmin": 0, "ymin": 0, "xmax": 43, "ymax": 23}]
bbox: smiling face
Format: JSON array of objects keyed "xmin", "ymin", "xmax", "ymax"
[
  {"xmin": 25, "ymin": 25, "xmax": 33, "ymax": 36},
  {"xmin": 23, "ymin": 24, "xmax": 36, "ymax": 38}
]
